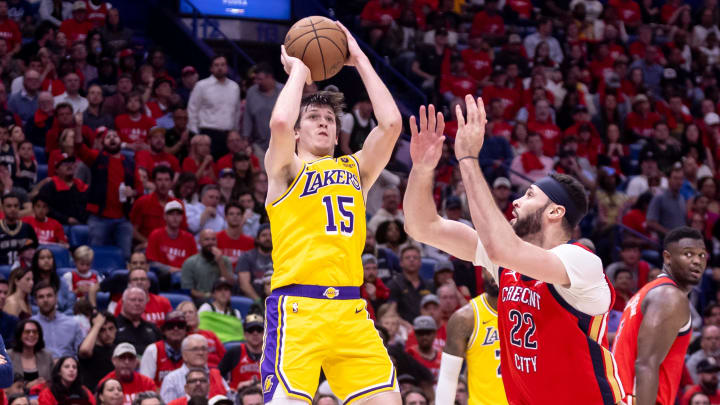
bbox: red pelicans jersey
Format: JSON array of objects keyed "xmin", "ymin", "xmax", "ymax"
[
  {"xmin": 612, "ymin": 276, "xmax": 692, "ymax": 405},
  {"xmin": 495, "ymin": 243, "xmax": 624, "ymax": 405}
]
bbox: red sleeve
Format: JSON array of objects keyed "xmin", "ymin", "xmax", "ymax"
[
  {"xmin": 58, "ymin": 20, "xmax": 70, "ymax": 37},
  {"xmin": 11, "ymin": 23, "xmax": 20, "ymax": 49},
  {"xmin": 146, "ymin": 231, "xmax": 162, "ymax": 262},
  {"xmin": 160, "ymin": 296, "xmax": 172, "ymax": 313},
  {"xmin": 170, "ymin": 155, "xmax": 181, "ymax": 174},
  {"xmin": 213, "ymin": 333, "xmax": 226, "ymax": 360},
  {"xmin": 54, "ymin": 221, "xmax": 67, "ymax": 243},
  {"xmin": 83, "ymin": 126, "xmax": 96, "ymax": 146},
  {"xmin": 184, "ymin": 234, "xmax": 198, "ymax": 256},
  {"xmin": 129, "ymin": 197, "xmax": 144, "ymax": 227},
  {"xmin": 142, "ymin": 374, "xmax": 158, "ymax": 391},
  {"xmin": 135, "ymin": 150, "xmax": 151, "ymax": 172},
  {"xmin": 85, "ymin": 387, "xmax": 97, "ymax": 405},
  {"xmin": 113, "ymin": 300, "xmax": 122, "ymax": 316},
  {"xmin": 75, "ymin": 142, "xmax": 99, "ymax": 166},
  {"xmin": 182, "ymin": 157, "xmax": 197, "ymax": 172},
  {"xmin": 48, "ymin": 151, "xmax": 59, "ymax": 177},
  {"xmin": 37, "ymin": 388, "xmax": 58, "ymax": 405}
]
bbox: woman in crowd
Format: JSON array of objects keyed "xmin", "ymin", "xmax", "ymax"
[
  {"xmin": 174, "ymin": 172, "xmax": 198, "ymax": 205},
  {"xmin": 31, "ymin": 248, "xmax": 75, "ymax": 313},
  {"xmin": 37, "ymin": 356, "xmax": 95, "ymax": 405},
  {"xmin": 7, "ymin": 319, "xmax": 53, "ymax": 392},
  {"xmin": 182, "ymin": 134, "xmax": 215, "ymax": 186},
  {"xmin": 4, "ymin": 268, "xmax": 33, "ymax": 319},
  {"xmin": 95, "ymin": 378, "xmax": 124, "ymax": 405},
  {"xmin": 376, "ymin": 302, "xmax": 409, "ymax": 347}
]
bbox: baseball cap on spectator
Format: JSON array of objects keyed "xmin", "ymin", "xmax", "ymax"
[
  {"xmin": 632, "ymin": 94, "xmax": 649, "ymax": 105},
  {"xmin": 697, "ymin": 358, "xmax": 720, "ymax": 373},
  {"xmin": 163, "ymin": 311, "xmax": 187, "ymax": 329},
  {"xmin": 705, "ymin": 112, "xmax": 720, "ymax": 126},
  {"xmin": 208, "ymin": 395, "xmax": 233, "ymax": 405},
  {"xmin": 164, "ymin": 200, "xmax": 184, "ymax": 214},
  {"xmin": 181, "ymin": 66, "xmax": 197, "ymax": 76},
  {"xmin": 212, "ymin": 278, "xmax": 232, "ymax": 292},
  {"xmin": 434, "ymin": 259, "xmax": 454, "ymax": 274},
  {"xmin": 413, "ymin": 315, "xmax": 437, "ymax": 331},
  {"xmin": 362, "ymin": 253, "xmax": 377, "ymax": 266},
  {"xmin": 113, "ymin": 342, "xmax": 136, "ymax": 358},
  {"xmin": 72, "ymin": 1, "xmax": 86, "ymax": 11},
  {"xmin": 420, "ymin": 294, "xmax": 440, "ymax": 308},
  {"xmin": 149, "ymin": 126, "xmax": 166, "ymax": 137},
  {"xmin": 55, "ymin": 153, "xmax": 75, "ymax": 167},
  {"xmin": 493, "ymin": 177, "xmax": 511, "ymax": 189},
  {"xmin": 219, "ymin": 168, "xmax": 234, "ymax": 178},
  {"xmin": 446, "ymin": 196, "xmax": 462, "ymax": 210},
  {"xmin": 244, "ymin": 313, "xmax": 264, "ymax": 330}
]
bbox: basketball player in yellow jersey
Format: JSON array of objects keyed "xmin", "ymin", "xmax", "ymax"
[
  {"xmin": 260, "ymin": 22, "xmax": 403, "ymax": 405},
  {"xmin": 435, "ymin": 270, "xmax": 507, "ymax": 405}
]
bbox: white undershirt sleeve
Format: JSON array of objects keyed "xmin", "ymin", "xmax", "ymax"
[
  {"xmin": 472, "ymin": 237, "xmax": 500, "ymax": 281},
  {"xmin": 435, "ymin": 352, "xmax": 464, "ymax": 404},
  {"xmin": 549, "ymin": 244, "xmax": 611, "ymax": 316}
]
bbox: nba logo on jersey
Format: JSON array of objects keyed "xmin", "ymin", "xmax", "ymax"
[
  {"xmin": 323, "ymin": 287, "xmax": 340, "ymax": 299},
  {"xmin": 264, "ymin": 375, "xmax": 274, "ymax": 393}
]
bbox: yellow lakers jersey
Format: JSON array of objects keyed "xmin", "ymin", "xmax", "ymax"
[
  {"xmin": 466, "ymin": 293, "xmax": 507, "ymax": 405},
  {"xmin": 267, "ymin": 155, "xmax": 366, "ymax": 289}
]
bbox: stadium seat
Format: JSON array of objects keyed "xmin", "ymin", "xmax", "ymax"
[
  {"xmin": 40, "ymin": 244, "xmax": 72, "ymax": 268},
  {"xmin": 33, "ymin": 146, "xmax": 46, "ymax": 164},
  {"xmin": 230, "ymin": 296, "xmax": 254, "ymax": 318},
  {"xmin": 420, "ymin": 258, "xmax": 438, "ymax": 281},
  {"xmin": 224, "ymin": 341, "xmax": 243, "ymax": 351},
  {"xmin": 0, "ymin": 265, "xmax": 10, "ymax": 279},
  {"xmin": 37, "ymin": 164, "xmax": 48, "ymax": 181},
  {"xmin": 161, "ymin": 292, "xmax": 192, "ymax": 309},
  {"xmin": 69, "ymin": 225, "xmax": 90, "ymax": 248},
  {"xmin": 91, "ymin": 246, "xmax": 125, "ymax": 275},
  {"xmin": 96, "ymin": 292, "xmax": 110, "ymax": 311}
]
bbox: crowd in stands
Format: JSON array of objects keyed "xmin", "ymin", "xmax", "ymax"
[{"xmin": 0, "ymin": 0, "xmax": 718, "ymax": 404}]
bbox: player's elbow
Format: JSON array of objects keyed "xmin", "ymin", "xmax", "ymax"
[
  {"xmin": 269, "ymin": 116, "xmax": 294, "ymax": 134},
  {"xmin": 379, "ymin": 112, "xmax": 402, "ymax": 136}
]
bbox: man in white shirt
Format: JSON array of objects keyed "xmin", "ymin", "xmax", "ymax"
[
  {"xmin": 626, "ymin": 151, "xmax": 668, "ymax": 197},
  {"xmin": 187, "ymin": 55, "xmax": 240, "ymax": 159},
  {"xmin": 523, "ymin": 18, "xmax": 564, "ymax": 64},
  {"xmin": 403, "ymin": 97, "xmax": 621, "ymax": 404},
  {"xmin": 53, "ymin": 72, "xmax": 88, "ymax": 113},
  {"xmin": 186, "ymin": 184, "xmax": 226, "ymax": 235}
]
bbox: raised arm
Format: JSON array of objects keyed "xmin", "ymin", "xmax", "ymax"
[
  {"xmin": 335, "ymin": 23, "xmax": 402, "ymax": 190},
  {"xmin": 403, "ymin": 104, "xmax": 478, "ymax": 262},
  {"xmin": 264, "ymin": 46, "xmax": 310, "ymax": 182},
  {"xmin": 454, "ymin": 95, "xmax": 570, "ymax": 286},
  {"xmin": 634, "ymin": 286, "xmax": 689, "ymax": 405}
]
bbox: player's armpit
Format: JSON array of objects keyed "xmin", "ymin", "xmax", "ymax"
[
  {"xmin": 444, "ymin": 304, "xmax": 475, "ymax": 356},
  {"xmin": 354, "ymin": 124, "xmax": 402, "ymax": 191}
]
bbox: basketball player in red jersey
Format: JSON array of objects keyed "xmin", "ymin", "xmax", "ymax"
[
  {"xmin": 404, "ymin": 95, "xmax": 624, "ymax": 404},
  {"xmin": 613, "ymin": 226, "xmax": 707, "ymax": 405}
]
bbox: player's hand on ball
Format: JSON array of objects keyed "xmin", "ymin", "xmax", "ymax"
[
  {"xmin": 454, "ymin": 94, "xmax": 488, "ymax": 159},
  {"xmin": 335, "ymin": 21, "xmax": 365, "ymax": 67},
  {"xmin": 280, "ymin": 45, "xmax": 312, "ymax": 85},
  {"xmin": 409, "ymin": 104, "xmax": 445, "ymax": 172}
]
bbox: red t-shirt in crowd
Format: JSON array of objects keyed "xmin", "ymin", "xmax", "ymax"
[
  {"xmin": 214, "ymin": 152, "xmax": 261, "ymax": 174},
  {"xmin": 360, "ymin": 0, "xmax": 401, "ymax": 24},
  {"xmin": 610, "ymin": 0, "xmax": 642, "ymax": 25},
  {"xmin": 129, "ymin": 193, "xmax": 187, "ymax": 238},
  {"xmin": 471, "ymin": 11, "xmax": 505, "ymax": 36},
  {"xmin": 507, "ymin": 0, "xmax": 532, "ymax": 18},
  {"xmin": 439, "ymin": 73, "xmax": 478, "ymax": 99},
  {"xmin": 76, "ymin": 144, "xmax": 129, "ymax": 219},
  {"xmin": 146, "ymin": 227, "xmax": 197, "ymax": 268},
  {"xmin": 59, "ymin": 18, "xmax": 93, "ymax": 45},
  {"xmin": 527, "ymin": 120, "xmax": 561, "ymax": 157},
  {"xmin": 98, "ymin": 371, "xmax": 157, "ymax": 405},
  {"xmin": 217, "ymin": 230, "xmax": 254, "ymax": 267},
  {"xmin": 622, "ymin": 208, "xmax": 649, "ymax": 236},
  {"xmin": 85, "ymin": 0, "xmax": 110, "ymax": 27},
  {"xmin": 406, "ymin": 345, "xmax": 442, "ymax": 382},
  {"xmin": 182, "ymin": 156, "xmax": 215, "ymax": 186},
  {"xmin": 45, "ymin": 124, "xmax": 95, "ymax": 153},
  {"xmin": 405, "ymin": 323, "xmax": 447, "ymax": 353},
  {"xmin": 482, "ymin": 85, "xmax": 520, "ymax": 120},
  {"xmin": 37, "ymin": 386, "xmax": 96, "ymax": 405},
  {"xmin": 114, "ymin": 292, "xmax": 172, "ymax": 327},
  {"xmin": 196, "ymin": 328, "xmax": 226, "ymax": 369},
  {"xmin": 625, "ymin": 111, "xmax": 662, "ymax": 139},
  {"xmin": 461, "ymin": 48, "xmax": 492, "ymax": 82},
  {"xmin": 115, "ymin": 114, "xmax": 156, "ymax": 145},
  {"xmin": 0, "ymin": 18, "xmax": 21, "ymax": 50},
  {"xmin": 135, "ymin": 150, "xmax": 181, "ymax": 174},
  {"xmin": 21, "ymin": 216, "xmax": 67, "ymax": 245}
]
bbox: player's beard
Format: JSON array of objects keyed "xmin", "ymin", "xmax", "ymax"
[
  {"xmin": 512, "ymin": 203, "xmax": 548, "ymax": 239},
  {"xmin": 104, "ymin": 143, "xmax": 121, "ymax": 154}
]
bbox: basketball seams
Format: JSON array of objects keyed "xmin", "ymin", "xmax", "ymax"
[
  {"xmin": 309, "ymin": 19, "xmax": 328, "ymax": 80},
  {"xmin": 285, "ymin": 16, "xmax": 347, "ymax": 82}
]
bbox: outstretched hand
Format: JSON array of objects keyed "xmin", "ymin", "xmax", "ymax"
[
  {"xmin": 454, "ymin": 94, "xmax": 487, "ymax": 160},
  {"xmin": 335, "ymin": 21, "xmax": 366, "ymax": 67},
  {"xmin": 280, "ymin": 45, "xmax": 312, "ymax": 85},
  {"xmin": 409, "ymin": 104, "xmax": 445, "ymax": 172}
]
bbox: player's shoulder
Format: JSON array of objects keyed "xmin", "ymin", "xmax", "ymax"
[
  {"xmin": 449, "ymin": 301, "xmax": 476, "ymax": 328},
  {"xmin": 644, "ymin": 279, "xmax": 688, "ymax": 308},
  {"xmin": 550, "ymin": 243, "xmax": 603, "ymax": 269}
]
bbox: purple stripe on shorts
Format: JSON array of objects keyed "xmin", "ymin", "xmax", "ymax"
[
  {"xmin": 261, "ymin": 295, "xmax": 280, "ymax": 403},
  {"xmin": 344, "ymin": 367, "xmax": 397, "ymax": 404}
]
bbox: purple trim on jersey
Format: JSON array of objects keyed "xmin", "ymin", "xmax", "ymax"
[
  {"xmin": 271, "ymin": 284, "xmax": 361, "ymax": 300},
  {"xmin": 344, "ymin": 367, "xmax": 396, "ymax": 404},
  {"xmin": 547, "ymin": 284, "xmax": 616, "ymax": 405},
  {"xmin": 261, "ymin": 295, "xmax": 280, "ymax": 403}
]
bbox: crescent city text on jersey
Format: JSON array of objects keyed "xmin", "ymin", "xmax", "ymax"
[
  {"xmin": 501, "ymin": 286, "xmax": 541, "ymax": 310},
  {"xmin": 299, "ymin": 169, "xmax": 362, "ymax": 197}
]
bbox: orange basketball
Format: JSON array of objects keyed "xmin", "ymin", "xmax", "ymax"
[{"xmin": 284, "ymin": 16, "xmax": 348, "ymax": 82}]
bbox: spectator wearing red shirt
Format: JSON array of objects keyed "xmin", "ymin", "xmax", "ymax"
[
  {"xmin": 625, "ymin": 94, "xmax": 662, "ymax": 141},
  {"xmin": 45, "ymin": 102, "xmax": 95, "ymax": 153},
  {"xmin": 0, "ymin": 1, "xmax": 21, "ymax": 54},
  {"xmin": 682, "ymin": 359, "xmax": 720, "ymax": 405},
  {"xmin": 622, "ymin": 192, "xmax": 654, "ymax": 237},
  {"xmin": 461, "ymin": 34, "xmax": 492, "ymax": 85},
  {"xmin": 146, "ymin": 201, "xmax": 197, "ymax": 286},
  {"xmin": 217, "ymin": 202, "xmax": 254, "ymax": 268},
  {"xmin": 182, "ymin": 134, "xmax": 216, "ymax": 186},
  {"xmin": 115, "ymin": 92, "xmax": 156, "ymax": 149},
  {"xmin": 98, "ymin": 342, "xmax": 158, "ymax": 405},
  {"xmin": 470, "ymin": 0, "xmax": 504, "ymax": 42},
  {"xmin": 112, "ymin": 266, "xmax": 173, "ymax": 327},
  {"xmin": 176, "ymin": 301, "xmax": 225, "ymax": 369},
  {"xmin": 59, "ymin": 1, "xmax": 93, "ymax": 45},
  {"xmin": 22, "ymin": 195, "xmax": 68, "ymax": 247},
  {"xmin": 360, "ymin": 0, "xmax": 401, "ymax": 47},
  {"xmin": 483, "ymin": 69, "xmax": 521, "ymax": 121},
  {"xmin": 406, "ymin": 316, "xmax": 441, "ymax": 383},
  {"xmin": 214, "ymin": 131, "xmax": 260, "ymax": 175},
  {"xmin": 130, "ymin": 166, "xmax": 185, "ymax": 245},
  {"xmin": 135, "ymin": 127, "xmax": 181, "ymax": 177},
  {"xmin": 85, "ymin": 0, "xmax": 111, "ymax": 28},
  {"xmin": 610, "ymin": 0, "xmax": 642, "ymax": 29},
  {"xmin": 146, "ymin": 78, "xmax": 173, "ymax": 120},
  {"xmin": 527, "ymin": 99, "xmax": 561, "ymax": 157},
  {"xmin": 75, "ymin": 128, "xmax": 136, "ymax": 259},
  {"xmin": 439, "ymin": 58, "xmax": 477, "ymax": 103},
  {"xmin": 360, "ymin": 254, "xmax": 390, "ymax": 320}
]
